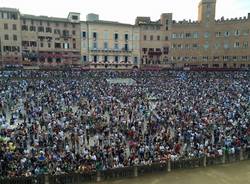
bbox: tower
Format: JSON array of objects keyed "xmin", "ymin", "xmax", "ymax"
[{"xmin": 198, "ymin": 0, "xmax": 216, "ymax": 23}]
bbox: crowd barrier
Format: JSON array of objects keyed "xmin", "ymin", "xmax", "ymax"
[{"xmin": 0, "ymin": 149, "xmax": 249, "ymax": 184}]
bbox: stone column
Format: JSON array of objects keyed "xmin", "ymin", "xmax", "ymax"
[
  {"xmin": 44, "ymin": 175, "xmax": 49, "ymax": 184},
  {"xmin": 134, "ymin": 166, "xmax": 138, "ymax": 177},
  {"xmin": 96, "ymin": 171, "xmax": 101, "ymax": 182},
  {"xmin": 167, "ymin": 160, "xmax": 171, "ymax": 172},
  {"xmin": 240, "ymin": 148, "xmax": 244, "ymax": 161},
  {"xmin": 203, "ymin": 155, "xmax": 207, "ymax": 167},
  {"xmin": 222, "ymin": 150, "xmax": 226, "ymax": 164}
]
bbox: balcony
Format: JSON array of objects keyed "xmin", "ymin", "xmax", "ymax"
[
  {"xmin": 90, "ymin": 49, "xmax": 132, "ymax": 53},
  {"xmin": 89, "ymin": 61, "xmax": 133, "ymax": 65},
  {"xmin": 148, "ymin": 51, "xmax": 162, "ymax": 56}
]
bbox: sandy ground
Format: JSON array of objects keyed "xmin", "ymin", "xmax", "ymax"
[{"xmin": 100, "ymin": 160, "xmax": 250, "ymax": 184}]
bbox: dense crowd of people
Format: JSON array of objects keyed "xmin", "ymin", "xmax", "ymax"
[{"xmin": 0, "ymin": 70, "xmax": 249, "ymax": 177}]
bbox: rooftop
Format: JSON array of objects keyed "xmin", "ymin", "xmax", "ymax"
[
  {"xmin": 84, "ymin": 20, "xmax": 134, "ymax": 27},
  {"xmin": 0, "ymin": 7, "xmax": 19, "ymax": 13},
  {"xmin": 21, "ymin": 14, "xmax": 70, "ymax": 22}
]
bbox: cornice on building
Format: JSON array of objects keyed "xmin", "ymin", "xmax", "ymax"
[
  {"xmin": 215, "ymin": 16, "xmax": 250, "ymax": 24},
  {"xmin": 81, "ymin": 20, "xmax": 136, "ymax": 27}
]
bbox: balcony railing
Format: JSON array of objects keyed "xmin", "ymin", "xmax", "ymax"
[
  {"xmin": 90, "ymin": 49, "xmax": 132, "ymax": 53},
  {"xmin": 148, "ymin": 51, "xmax": 162, "ymax": 56}
]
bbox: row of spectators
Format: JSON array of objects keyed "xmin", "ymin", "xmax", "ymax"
[{"xmin": 0, "ymin": 70, "xmax": 249, "ymax": 177}]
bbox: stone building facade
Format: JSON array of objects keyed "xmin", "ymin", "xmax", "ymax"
[
  {"xmin": 0, "ymin": 8, "xmax": 22, "ymax": 66},
  {"xmin": 81, "ymin": 15, "xmax": 140, "ymax": 69},
  {"xmin": 137, "ymin": 0, "xmax": 250, "ymax": 69},
  {"xmin": 0, "ymin": 0, "xmax": 249, "ymax": 69},
  {"xmin": 20, "ymin": 13, "xmax": 81, "ymax": 67}
]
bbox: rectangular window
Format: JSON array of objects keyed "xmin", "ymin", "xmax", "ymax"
[
  {"xmin": 94, "ymin": 55, "xmax": 98, "ymax": 62},
  {"xmin": 234, "ymin": 42, "xmax": 240, "ymax": 48},
  {"xmin": 48, "ymin": 58, "xmax": 53, "ymax": 63},
  {"xmin": 165, "ymin": 36, "xmax": 168, "ymax": 41},
  {"xmin": 63, "ymin": 30, "xmax": 69, "ymax": 37},
  {"xmin": 30, "ymin": 41, "xmax": 37, "ymax": 47},
  {"xmin": 125, "ymin": 34, "xmax": 129, "ymax": 41},
  {"xmin": 73, "ymin": 43, "xmax": 76, "ymax": 49},
  {"xmin": 63, "ymin": 43, "xmax": 69, "ymax": 49},
  {"xmin": 55, "ymin": 43, "xmax": 61, "ymax": 48},
  {"xmin": 104, "ymin": 42, "xmax": 108, "ymax": 49},
  {"xmin": 12, "ymin": 24, "xmax": 17, "ymax": 30},
  {"xmin": 150, "ymin": 35, "xmax": 153, "ymax": 41},
  {"xmin": 125, "ymin": 44, "xmax": 128, "ymax": 51},
  {"xmin": 114, "ymin": 43, "xmax": 119, "ymax": 50},
  {"xmin": 93, "ymin": 42, "xmax": 97, "ymax": 49},
  {"xmin": 193, "ymin": 43, "xmax": 198, "ymax": 49},
  {"xmin": 38, "ymin": 27, "xmax": 44, "ymax": 32},
  {"xmin": 232, "ymin": 56, "xmax": 237, "ymax": 61},
  {"xmin": 72, "ymin": 15, "xmax": 78, "ymax": 20},
  {"xmin": 40, "ymin": 42, "xmax": 44, "ymax": 47},
  {"xmin": 72, "ymin": 30, "xmax": 76, "ymax": 35},
  {"xmin": 125, "ymin": 56, "xmax": 128, "ymax": 62},
  {"xmin": 4, "ymin": 34, "xmax": 9, "ymax": 40},
  {"xmin": 223, "ymin": 56, "xmax": 229, "ymax": 61},
  {"xmin": 48, "ymin": 43, "xmax": 51, "ymax": 48},
  {"xmin": 46, "ymin": 27, "xmax": 52, "ymax": 33},
  {"xmin": 93, "ymin": 32, "xmax": 97, "ymax": 40},
  {"xmin": 193, "ymin": 32, "xmax": 199, "ymax": 38},
  {"xmin": 242, "ymin": 56, "xmax": 248, "ymax": 61},
  {"xmin": 144, "ymin": 35, "xmax": 147, "ymax": 41},
  {"xmin": 30, "ymin": 26, "xmax": 36, "ymax": 31},
  {"xmin": 82, "ymin": 31, "xmax": 86, "ymax": 38},
  {"xmin": 157, "ymin": 35, "xmax": 160, "ymax": 41},
  {"xmin": 134, "ymin": 57, "xmax": 138, "ymax": 64},
  {"xmin": 216, "ymin": 32, "xmax": 221, "ymax": 37},
  {"xmin": 203, "ymin": 56, "xmax": 209, "ymax": 61},
  {"xmin": 243, "ymin": 41, "xmax": 248, "ymax": 48},
  {"xmin": 13, "ymin": 35, "xmax": 17, "ymax": 41},
  {"xmin": 4, "ymin": 24, "xmax": 8, "ymax": 30},
  {"xmin": 185, "ymin": 33, "xmax": 191, "ymax": 38},
  {"xmin": 163, "ymin": 47, "xmax": 169, "ymax": 54},
  {"xmin": 114, "ymin": 33, "xmax": 119, "ymax": 40},
  {"xmin": 104, "ymin": 56, "xmax": 108, "ymax": 62},
  {"xmin": 83, "ymin": 56, "xmax": 87, "ymax": 62},
  {"xmin": 115, "ymin": 56, "xmax": 119, "ymax": 62}
]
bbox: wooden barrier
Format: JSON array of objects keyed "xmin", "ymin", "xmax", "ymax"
[{"xmin": 0, "ymin": 149, "xmax": 249, "ymax": 184}]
